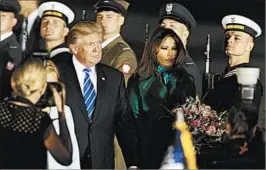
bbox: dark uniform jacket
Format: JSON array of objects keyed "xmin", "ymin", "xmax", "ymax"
[
  {"xmin": 14, "ymin": 16, "xmax": 44, "ymax": 59},
  {"xmin": 49, "ymin": 43, "xmax": 72, "ymax": 63},
  {"xmin": 205, "ymin": 63, "xmax": 263, "ymax": 113},
  {"xmin": 101, "ymin": 35, "xmax": 138, "ymax": 84},
  {"xmin": 54, "ymin": 59, "xmax": 138, "ymax": 168},
  {"xmin": 184, "ymin": 51, "xmax": 202, "ymax": 98},
  {"xmin": 0, "ymin": 34, "xmax": 22, "ymax": 99},
  {"xmin": 0, "ymin": 34, "xmax": 22, "ymax": 66},
  {"xmin": 206, "ymin": 138, "xmax": 265, "ymax": 169},
  {"xmin": 127, "ymin": 68, "xmax": 195, "ymax": 168}
]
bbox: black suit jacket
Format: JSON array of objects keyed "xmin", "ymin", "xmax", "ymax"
[{"xmin": 54, "ymin": 59, "xmax": 138, "ymax": 168}]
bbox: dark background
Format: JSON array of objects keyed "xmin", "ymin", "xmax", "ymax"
[{"xmin": 43, "ymin": 0, "xmax": 265, "ymax": 119}]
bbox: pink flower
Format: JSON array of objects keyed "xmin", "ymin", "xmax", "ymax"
[
  {"xmin": 202, "ymin": 124, "xmax": 207, "ymax": 131},
  {"xmin": 183, "ymin": 108, "xmax": 190, "ymax": 114},
  {"xmin": 179, "ymin": 97, "xmax": 228, "ymax": 140},
  {"xmin": 215, "ymin": 122, "xmax": 220, "ymax": 126},
  {"xmin": 206, "ymin": 125, "xmax": 216, "ymax": 136},
  {"xmin": 191, "ymin": 120, "xmax": 200, "ymax": 127}
]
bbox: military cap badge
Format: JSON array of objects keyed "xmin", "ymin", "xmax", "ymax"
[{"xmin": 165, "ymin": 3, "xmax": 173, "ymax": 13}]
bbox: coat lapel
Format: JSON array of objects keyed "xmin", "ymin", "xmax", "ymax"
[
  {"xmin": 0, "ymin": 38, "xmax": 9, "ymax": 49},
  {"xmin": 91, "ymin": 64, "xmax": 106, "ymax": 124},
  {"xmin": 63, "ymin": 61, "xmax": 90, "ymax": 124},
  {"xmin": 143, "ymin": 75, "xmax": 168, "ymax": 102},
  {"xmin": 27, "ymin": 17, "xmax": 40, "ymax": 46}
]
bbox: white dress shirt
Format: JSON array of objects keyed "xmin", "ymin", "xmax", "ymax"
[
  {"xmin": 72, "ymin": 56, "xmax": 97, "ymax": 94},
  {"xmin": 47, "ymin": 105, "xmax": 81, "ymax": 169},
  {"xmin": 101, "ymin": 34, "xmax": 120, "ymax": 48},
  {"xmin": 0, "ymin": 32, "xmax": 13, "ymax": 42}
]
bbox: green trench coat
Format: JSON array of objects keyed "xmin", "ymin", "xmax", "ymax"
[{"xmin": 127, "ymin": 68, "xmax": 196, "ymax": 168}]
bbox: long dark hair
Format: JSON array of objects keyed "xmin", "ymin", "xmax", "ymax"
[{"xmin": 137, "ymin": 27, "xmax": 186, "ymax": 79}]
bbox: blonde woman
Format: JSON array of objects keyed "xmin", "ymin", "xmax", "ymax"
[
  {"xmin": 0, "ymin": 59, "xmax": 72, "ymax": 169},
  {"xmin": 45, "ymin": 60, "xmax": 80, "ymax": 169}
]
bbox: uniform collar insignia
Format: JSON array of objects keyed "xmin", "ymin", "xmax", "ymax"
[{"xmin": 9, "ymin": 45, "xmax": 17, "ymax": 49}]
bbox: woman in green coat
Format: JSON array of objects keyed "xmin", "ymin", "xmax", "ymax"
[{"xmin": 127, "ymin": 27, "xmax": 196, "ymax": 168}]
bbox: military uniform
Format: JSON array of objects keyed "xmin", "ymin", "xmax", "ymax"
[
  {"xmin": 158, "ymin": 2, "xmax": 202, "ymax": 98},
  {"xmin": 0, "ymin": 0, "xmax": 22, "ymax": 99},
  {"xmin": 95, "ymin": 0, "xmax": 138, "ymax": 85},
  {"xmin": 205, "ymin": 63, "xmax": 263, "ymax": 113},
  {"xmin": 101, "ymin": 35, "xmax": 138, "ymax": 84},
  {"xmin": 0, "ymin": 34, "xmax": 22, "ymax": 67},
  {"xmin": 94, "ymin": 0, "xmax": 138, "ymax": 169},
  {"xmin": 49, "ymin": 43, "xmax": 72, "ymax": 63},
  {"xmin": 38, "ymin": 1, "xmax": 75, "ymax": 63},
  {"xmin": 184, "ymin": 51, "xmax": 202, "ymax": 99},
  {"xmin": 205, "ymin": 15, "xmax": 263, "ymax": 113},
  {"xmin": 13, "ymin": 12, "xmax": 44, "ymax": 59}
]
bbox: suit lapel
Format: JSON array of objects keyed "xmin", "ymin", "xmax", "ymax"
[
  {"xmin": 0, "ymin": 37, "xmax": 9, "ymax": 49},
  {"xmin": 91, "ymin": 64, "xmax": 106, "ymax": 124},
  {"xmin": 63, "ymin": 61, "xmax": 90, "ymax": 124},
  {"xmin": 28, "ymin": 18, "xmax": 40, "ymax": 44},
  {"xmin": 27, "ymin": 17, "xmax": 43, "ymax": 52}
]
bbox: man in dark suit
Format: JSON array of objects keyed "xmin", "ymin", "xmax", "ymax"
[
  {"xmin": 0, "ymin": 0, "xmax": 22, "ymax": 99},
  {"xmin": 94, "ymin": 1, "xmax": 138, "ymax": 168},
  {"xmin": 53, "ymin": 21, "xmax": 138, "ymax": 169},
  {"xmin": 15, "ymin": 0, "xmax": 44, "ymax": 59}
]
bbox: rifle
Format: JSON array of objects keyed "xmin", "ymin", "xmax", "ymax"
[
  {"xmin": 144, "ymin": 24, "xmax": 149, "ymax": 47},
  {"xmin": 201, "ymin": 34, "xmax": 216, "ymax": 102}
]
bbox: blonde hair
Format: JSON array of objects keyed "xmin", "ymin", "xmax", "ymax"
[
  {"xmin": 45, "ymin": 60, "xmax": 59, "ymax": 79},
  {"xmin": 12, "ymin": 59, "xmax": 47, "ymax": 97},
  {"xmin": 67, "ymin": 21, "xmax": 103, "ymax": 46}
]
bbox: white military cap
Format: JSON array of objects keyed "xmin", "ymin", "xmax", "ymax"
[
  {"xmin": 38, "ymin": 1, "xmax": 75, "ymax": 24},
  {"xmin": 222, "ymin": 14, "xmax": 262, "ymax": 38}
]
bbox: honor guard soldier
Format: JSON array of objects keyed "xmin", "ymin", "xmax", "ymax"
[
  {"xmin": 205, "ymin": 15, "xmax": 263, "ymax": 113},
  {"xmin": 94, "ymin": 0, "xmax": 138, "ymax": 85},
  {"xmin": 94, "ymin": 0, "xmax": 139, "ymax": 169},
  {"xmin": 0, "ymin": 0, "xmax": 22, "ymax": 99},
  {"xmin": 38, "ymin": 1, "xmax": 75, "ymax": 63},
  {"xmin": 159, "ymin": 2, "xmax": 202, "ymax": 98}
]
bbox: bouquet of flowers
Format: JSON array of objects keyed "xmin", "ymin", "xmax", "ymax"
[{"xmin": 172, "ymin": 96, "xmax": 228, "ymax": 152}]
